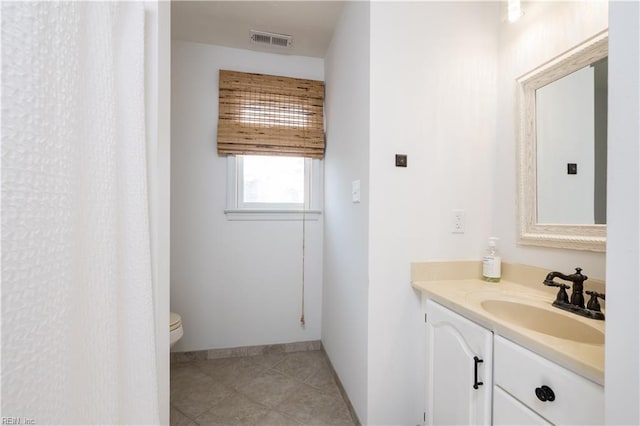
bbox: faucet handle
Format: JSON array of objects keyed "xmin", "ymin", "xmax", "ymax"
[
  {"xmin": 547, "ymin": 283, "xmax": 570, "ymax": 304},
  {"xmin": 586, "ymin": 290, "xmax": 605, "ymax": 312}
]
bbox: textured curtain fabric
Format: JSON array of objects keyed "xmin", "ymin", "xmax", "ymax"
[{"xmin": 2, "ymin": 2, "xmax": 159, "ymax": 424}]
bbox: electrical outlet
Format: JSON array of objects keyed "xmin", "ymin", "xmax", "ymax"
[{"xmin": 452, "ymin": 209, "xmax": 465, "ymax": 234}]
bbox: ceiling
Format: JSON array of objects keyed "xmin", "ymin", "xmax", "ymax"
[{"xmin": 171, "ymin": 1, "xmax": 345, "ymax": 58}]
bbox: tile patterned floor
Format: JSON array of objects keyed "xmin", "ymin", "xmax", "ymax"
[{"xmin": 170, "ymin": 350, "xmax": 356, "ymax": 426}]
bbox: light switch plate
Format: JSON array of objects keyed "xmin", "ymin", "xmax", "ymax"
[{"xmin": 352, "ymin": 180, "xmax": 361, "ymax": 203}]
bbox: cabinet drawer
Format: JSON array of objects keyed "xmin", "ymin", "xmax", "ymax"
[
  {"xmin": 494, "ymin": 336, "xmax": 603, "ymax": 425},
  {"xmin": 493, "ymin": 385, "xmax": 550, "ymax": 425}
]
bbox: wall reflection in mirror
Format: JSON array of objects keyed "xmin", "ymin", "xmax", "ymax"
[{"xmin": 536, "ymin": 58, "xmax": 607, "ymax": 225}]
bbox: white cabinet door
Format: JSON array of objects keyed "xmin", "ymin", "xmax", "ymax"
[
  {"xmin": 493, "ymin": 386, "xmax": 551, "ymax": 425},
  {"xmin": 426, "ymin": 300, "xmax": 493, "ymax": 425}
]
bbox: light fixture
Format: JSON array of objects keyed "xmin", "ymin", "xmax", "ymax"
[{"xmin": 508, "ymin": 0, "xmax": 523, "ymax": 23}]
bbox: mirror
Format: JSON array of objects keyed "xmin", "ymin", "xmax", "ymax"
[
  {"xmin": 517, "ymin": 30, "xmax": 607, "ymax": 252},
  {"xmin": 536, "ymin": 58, "xmax": 608, "ymax": 225}
]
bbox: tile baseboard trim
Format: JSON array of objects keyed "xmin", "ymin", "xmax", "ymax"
[
  {"xmin": 170, "ymin": 339, "xmax": 322, "ymax": 364},
  {"xmin": 321, "ymin": 345, "xmax": 361, "ymax": 426}
]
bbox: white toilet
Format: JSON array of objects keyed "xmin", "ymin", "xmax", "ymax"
[{"xmin": 170, "ymin": 312, "xmax": 184, "ymax": 348}]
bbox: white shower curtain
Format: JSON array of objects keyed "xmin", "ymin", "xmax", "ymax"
[{"xmin": 2, "ymin": 2, "xmax": 160, "ymax": 424}]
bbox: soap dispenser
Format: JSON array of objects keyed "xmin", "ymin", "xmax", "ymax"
[{"xmin": 482, "ymin": 237, "xmax": 501, "ymax": 283}]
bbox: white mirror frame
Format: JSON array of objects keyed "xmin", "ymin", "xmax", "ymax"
[{"xmin": 517, "ymin": 30, "xmax": 608, "ymax": 252}]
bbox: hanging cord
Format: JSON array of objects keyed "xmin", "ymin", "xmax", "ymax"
[
  {"xmin": 300, "ymin": 104, "xmax": 308, "ymax": 326},
  {"xmin": 300, "ymin": 201, "xmax": 306, "ymax": 326},
  {"xmin": 300, "ymin": 92, "xmax": 311, "ymax": 327}
]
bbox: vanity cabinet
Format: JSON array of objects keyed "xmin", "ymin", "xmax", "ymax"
[
  {"xmin": 425, "ymin": 300, "xmax": 493, "ymax": 425},
  {"xmin": 425, "ymin": 300, "xmax": 604, "ymax": 425}
]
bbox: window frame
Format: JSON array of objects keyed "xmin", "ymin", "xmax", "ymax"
[{"xmin": 225, "ymin": 155, "xmax": 322, "ymax": 221}]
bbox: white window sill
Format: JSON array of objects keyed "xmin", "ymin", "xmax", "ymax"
[{"xmin": 224, "ymin": 209, "xmax": 322, "ymax": 221}]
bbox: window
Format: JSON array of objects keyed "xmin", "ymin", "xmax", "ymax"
[
  {"xmin": 239, "ymin": 155, "xmax": 307, "ymax": 208},
  {"xmin": 217, "ymin": 70, "xmax": 325, "ymax": 220},
  {"xmin": 225, "ymin": 155, "xmax": 322, "ymax": 220}
]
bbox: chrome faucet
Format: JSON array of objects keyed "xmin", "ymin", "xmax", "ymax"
[{"xmin": 543, "ymin": 267, "xmax": 605, "ymax": 320}]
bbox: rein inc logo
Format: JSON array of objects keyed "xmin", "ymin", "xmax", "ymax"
[{"xmin": 2, "ymin": 418, "xmax": 35, "ymax": 425}]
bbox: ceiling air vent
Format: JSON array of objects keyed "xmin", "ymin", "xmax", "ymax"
[{"xmin": 250, "ymin": 30, "xmax": 293, "ymax": 49}]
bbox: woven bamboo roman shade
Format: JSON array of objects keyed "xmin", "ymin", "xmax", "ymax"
[{"xmin": 217, "ymin": 70, "xmax": 325, "ymax": 159}]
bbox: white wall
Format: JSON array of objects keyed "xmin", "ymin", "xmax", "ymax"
[
  {"xmin": 495, "ymin": 1, "xmax": 608, "ymax": 279},
  {"xmin": 536, "ymin": 66, "xmax": 595, "ymax": 224},
  {"xmin": 606, "ymin": 1, "xmax": 640, "ymax": 423},
  {"xmin": 171, "ymin": 42, "xmax": 324, "ymax": 351},
  {"xmin": 322, "ymin": 2, "xmax": 370, "ymax": 423},
  {"xmin": 368, "ymin": 2, "xmax": 499, "ymax": 423}
]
